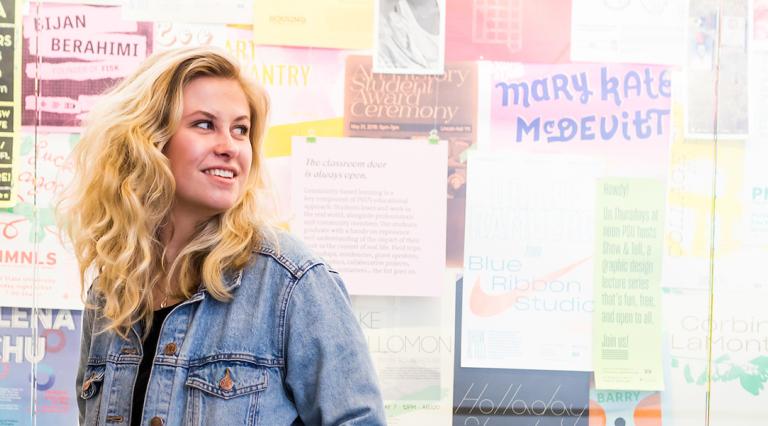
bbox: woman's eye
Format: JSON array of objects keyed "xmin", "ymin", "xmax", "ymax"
[
  {"xmin": 193, "ymin": 120, "xmax": 214, "ymax": 130},
  {"xmin": 234, "ymin": 125, "xmax": 249, "ymax": 136}
]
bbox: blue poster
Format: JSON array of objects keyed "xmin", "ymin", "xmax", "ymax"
[{"xmin": 0, "ymin": 308, "xmax": 81, "ymax": 426}]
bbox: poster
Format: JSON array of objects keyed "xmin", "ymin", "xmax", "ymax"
[
  {"xmin": 374, "ymin": 0, "xmax": 446, "ymax": 75},
  {"xmin": 571, "ymin": 0, "xmax": 687, "ymax": 65},
  {"xmin": 752, "ymin": 0, "xmax": 768, "ymax": 49},
  {"xmin": 251, "ymin": 0, "xmax": 373, "ymax": 49},
  {"xmin": 445, "ymin": 0, "xmax": 571, "ymax": 63},
  {"xmin": 344, "ymin": 55, "xmax": 476, "ymax": 267},
  {"xmin": 662, "ymin": 135, "xmax": 746, "ymax": 290},
  {"xmin": 662, "ymin": 289, "xmax": 768, "ymax": 426},
  {"xmin": 588, "ymin": 385, "xmax": 661, "ymax": 426},
  {"xmin": 685, "ymin": 0, "xmax": 749, "ymax": 138},
  {"xmin": 0, "ymin": 133, "xmax": 80, "ymax": 309},
  {"xmin": 0, "ymin": 308, "xmax": 81, "ymax": 425},
  {"xmin": 122, "ymin": 0, "xmax": 252, "ymax": 24},
  {"xmin": 351, "ymin": 271, "xmax": 456, "ymax": 424},
  {"xmin": 743, "ymin": 142, "xmax": 768, "ymax": 248},
  {"xmin": 461, "ymin": 151, "xmax": 598, "ymax": 372},
  {"xmin": 593, "ymin": 178, "xmax": 665, "ymax": 391},
  {"xmin": 485, "ymin": 62, "xmax": 672, "ymax": 178},
  {"xmin": 453, "ymin": 275, "xmax": 590, "ymax": 426},
  {"xmin": 21, "ymin": 4, "xmax": 153, "ymax": 130},
  {"xmin": 0, "ymin": 0, "xmax": 21, "ymax": 208},
  {"xmin": 748, "ymin": 51, "xmax": 768, "ymax": 137},
  {"xmin": 291, "ymin": 136, "xmax": 447, "ymax": 297},
  {"xmin": 215, "ymin": 27, "xmax": 347, "ymax": 127}
]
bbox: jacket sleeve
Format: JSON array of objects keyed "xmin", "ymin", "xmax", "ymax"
[
  {"xmin": 283, "ymin": 263, "xmax": 386, "ymax": 425},
  {"xmin": 76, "ymin": 290, "xmax": 96, "ymax": 426}
]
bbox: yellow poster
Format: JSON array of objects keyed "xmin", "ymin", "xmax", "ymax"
[{"xmin": 252, "ymin": 0, "xmax": 373, "ymax": 49}]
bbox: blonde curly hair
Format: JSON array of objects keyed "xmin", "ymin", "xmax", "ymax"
[{"xmin": 58, "ymin": 46, "xmax": 273, "ymax": 337}]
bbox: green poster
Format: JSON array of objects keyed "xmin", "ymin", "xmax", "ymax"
[{"xmin": 594, "ymin": 178, "xmax": 665, "ymax": 390}]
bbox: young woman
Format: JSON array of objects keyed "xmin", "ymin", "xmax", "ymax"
[{"xmin": 61, "ymin": 47, "xmax": 385, "ymax": 426}]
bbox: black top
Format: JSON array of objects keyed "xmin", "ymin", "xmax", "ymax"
[{"xmin": 131, "ymin": 303, "xmax": 179, "ymax": 426}]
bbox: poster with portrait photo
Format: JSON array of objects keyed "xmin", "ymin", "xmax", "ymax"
[{"xmin": 374, "ymin": 0, "xmax": 446, "ymax": 75}]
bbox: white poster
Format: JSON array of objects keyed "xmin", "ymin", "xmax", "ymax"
[
  {"xmin": 461, "ymin": 151, "xmax": 600, "ymax": 371},
  {"xmin": 663, "ymin": 289, "xmax": 768, "ymax": 426},
  {"xmin": 571, "ymin": 0, "xmax": 687, "ymax": 65},
  {"xmin": 351, "ymin": 270, "xmax": 455, "ymax": 424},
  {"xmin": 122, "ymin": 0, "xmax": 253, "ymax": 24},
  {"xmin": 291, "ymin": 136, "xmax": 447, "ymax": 296}
]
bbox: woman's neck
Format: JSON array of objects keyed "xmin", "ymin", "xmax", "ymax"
[{"xmin": 161, "ymin": 211, "xmax": 203, "ymax": 264}]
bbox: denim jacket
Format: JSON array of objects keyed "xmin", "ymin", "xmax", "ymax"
[{"xmin": 76, "ymin": 231, "xmax": 386, "ymax": 425}]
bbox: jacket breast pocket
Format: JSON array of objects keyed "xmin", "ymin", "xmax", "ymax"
[
  {"xmin": 184, "ymin": 361, "xmax": 268, "ymax": 426},
  {"xmin": 80, "ymin": 364, "xmax": 106, "ymax": 426}
]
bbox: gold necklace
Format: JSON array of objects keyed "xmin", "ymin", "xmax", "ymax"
[
  {"xmin": 158, "ymin": 284, "xmax": 172, "ymax": 309},
  {"xmin": 159, "ymin": 293, "xmax": 170, "ymax": 309}
]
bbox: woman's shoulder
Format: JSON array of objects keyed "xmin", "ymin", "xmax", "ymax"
[{"xmin": 249, "ymin": 227, "xmax": 334, "ymax": 280}]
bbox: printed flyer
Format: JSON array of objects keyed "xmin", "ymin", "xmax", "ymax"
[
  {"xmin": 0, "ymin": 133, "xmax": 80, "ymax": 309},
  {"xmin": 291, "ymin": 136, "xmax": 447, "ymax": 297},
  {"xmin": 0, "ymin": 307, "xmax": 82, "ymax": 425},
  {"xmin": 21, "ymin": 4, "xmax": 153, "ymax": 130},
  {"xmin": 344, "ymin": 55, "xmax": 476, "ymax": 267},
  {"xmin": 593, "ymin": 178, "xmax": 665, "ymax": 391},
  {"xmin": 453, "ymin": 275, "xmax": 590, "ymax": 426},
  {"xmin": 461, "ymin": 151, "xmax": 599, "ymax": 372}
]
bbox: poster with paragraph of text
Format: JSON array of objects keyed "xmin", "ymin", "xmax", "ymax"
[
  {"xmin": 461, "ymin": 151, "xmax": 600, "ymax": 372},
  {"xmin": 593, "ymin": 178, "xmax": 665, "ymax": 391},
  {"xmin": 0, "ymin": 133, "xmax": 80, "ymax": 309},
  {"xmin": 0, "ymin": 308, "xmax": 81, "ymax": 426},
  {"xmin": 291, "ymin": 136, "xmax": 447, "ymax": 297},
  {"xmin": 21, "ymin": 3, "xmax": 152, "ymax": 130}
]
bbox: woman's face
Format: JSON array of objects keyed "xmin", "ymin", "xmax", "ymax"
[{"xmin": 165, "ymin": 76, "xmax": 253, "ymax": 222}]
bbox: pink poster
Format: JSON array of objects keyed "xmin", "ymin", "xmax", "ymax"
[
  {"xmin": 445, "ymin": 0, "xmax": 571, "ymax": 63},
  {"xmin": 22, "ymin": 4, "xmax": 153, "ymax": 130},
  {"xmin": 487, "ymin": 63, "xmax": 672, "ymax": 176}
]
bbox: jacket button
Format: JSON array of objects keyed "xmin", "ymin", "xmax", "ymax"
[
  {"xmin": 149, "ymin": 416, "xmax": 163, "ymax": 426},
  {"xmin": 163, "ymin": 342, "xmax": 177, "ymax": 356}
]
